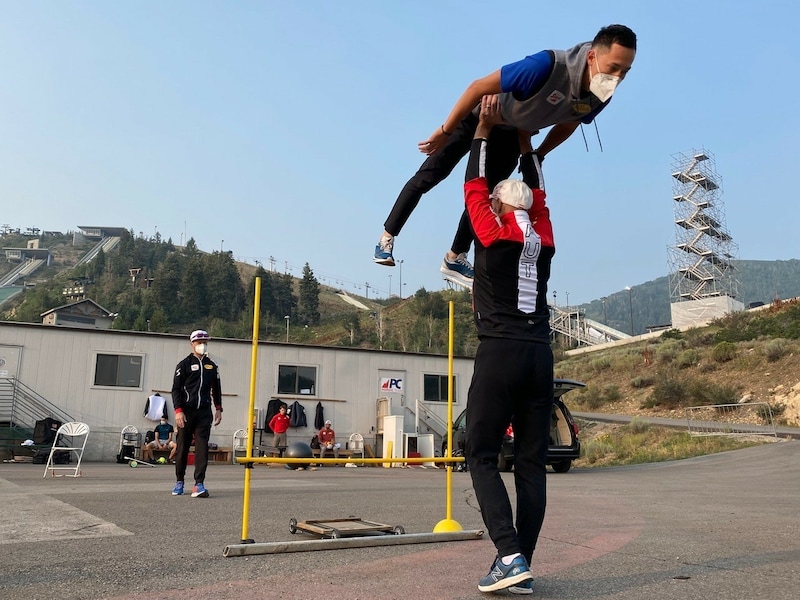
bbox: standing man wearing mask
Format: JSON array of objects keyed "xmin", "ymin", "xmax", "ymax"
[
  {"xmin": 170, "ymin": 329, "xmax": 223, "ymax": 498},
  {"xmin": 374, "ymin": 24, "xmax": 636, "ymax": 290}
]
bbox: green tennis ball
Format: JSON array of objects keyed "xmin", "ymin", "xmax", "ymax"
[
  {"xmin": 130, "ymin": 460, "xmax": 138, "ymax": 468},
  {"xmin": 157, "ymin": 456, "xmax": 167, "ymax": 464}
]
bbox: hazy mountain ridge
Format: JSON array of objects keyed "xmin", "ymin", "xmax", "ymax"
[{"xmin": 2, "ymin": 230, "xmax": 798, "ymax": 342}]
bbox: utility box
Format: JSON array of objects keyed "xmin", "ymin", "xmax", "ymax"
[
  {"xmin": 404, "ymin": 433, "xmax": 435, "ymax": 467},
  {"xmin": 382, "ymin": 415, "xmax": 403, "ymax": 467}
]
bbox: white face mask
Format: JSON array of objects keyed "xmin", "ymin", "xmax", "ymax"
[
  {"xmin": 195, "ymin": 343, "xmax": 207, "ymax": 355},
  {"xmin": 589, "ymin": 57, "xmax": 619, "ymax": 103}
]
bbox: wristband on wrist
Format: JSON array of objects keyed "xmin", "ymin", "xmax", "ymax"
[{"xmin": 441, "ymin": 125, "xmax": 452, "ymax": 136}]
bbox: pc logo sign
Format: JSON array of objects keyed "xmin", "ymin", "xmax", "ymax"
[{"xmin": 380, "ymin": 377, "xmax": 403, "ymax": 392}]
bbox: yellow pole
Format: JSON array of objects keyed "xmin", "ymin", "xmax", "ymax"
[
  {"xmin": 240, "ymin": 276, "xmax": 261, "ymax": 543},
  {"xmin": 434, "ymin": 300, "xmax": 462, "ymax": 532},
  {"xmin": 384, "ymin": 441, "xmax": 393, "ymax": 468}
]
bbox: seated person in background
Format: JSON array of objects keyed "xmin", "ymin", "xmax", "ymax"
[
  {"xmin": 268, "ymin": 404, "xmax": 290, "ymax": 453},
  {"xmin": 143, "ymin": 416, "xmax": 177, "ymax": 463},
  {"xmin": 317, "ymin": 420, "xmax": 340, "ymax": 465}
]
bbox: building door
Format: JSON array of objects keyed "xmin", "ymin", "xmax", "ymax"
[
  {"xmin": 376, "ymin": 370, "xmax": 405, "ymax": 434},
  {"xmin": 0, "ymin": 345, "xmax": 21, "ymax": 379}
]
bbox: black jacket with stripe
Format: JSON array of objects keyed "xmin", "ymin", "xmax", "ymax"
[{"xmin": 464, "ymin": 138, "xmax": 555, "ymax": 343}]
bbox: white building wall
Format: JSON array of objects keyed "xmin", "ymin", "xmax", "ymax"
[
  {"xmin": 670, "ymin": 295, "xmax": 745, "ymax": 330},
  {"xmin": 0, "ymin": 322, "xmax": 475, "ymax": 461}
]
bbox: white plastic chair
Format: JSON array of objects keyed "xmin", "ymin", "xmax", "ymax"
[
  {"xmin": 43, "ymin": 421, "xmax": 90, "ymax": 478},
  {"xmin": 232, "ymin": 429, "xmax": 248, "ymax": 464},
  {"xmin": 119, "ymin": 425, "xmax": 141, "ymax": 461},
  {"xmin": 348, "ymin": 433, "xmax": 365, "ymax": 460}
]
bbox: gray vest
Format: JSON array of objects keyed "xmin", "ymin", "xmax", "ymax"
[{"xmin": 499, "ymin": 42, "xmax": 602, "ymax": 132}]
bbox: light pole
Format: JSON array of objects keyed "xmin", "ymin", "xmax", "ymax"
[
  {"xmin": 398, "ymin": 259, "xmax": 404, "ymax": 300},
  {"xmin": 552, "ymin": 290, "xmax": 557, "ymax": 306},
  {"xmin": 284, "ymin": 315, "xmax": 290, "ymax": 342},
  {"xmin": 388, "ymin": 274, "xmax": 392, "ymax": 298},
  {"xmin": 565, "ymin": 291, "xmax": 570, "ymax": 310},
  {"xmin": 601, "ymin": 297, "xmax": 608, "ymax": 341},
  {"xmin": 625, "ymin": 286, "xmax": 634, "ymax": 335}
]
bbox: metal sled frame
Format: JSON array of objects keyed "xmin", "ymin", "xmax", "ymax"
[{"xmin": 288, "ymin": 517, "xmax": 404, "ymax": 539}]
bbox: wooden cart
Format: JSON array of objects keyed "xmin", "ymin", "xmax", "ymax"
[{"xmin": 288, "ymin": 517, "xmax": 405, "ymax": 539}]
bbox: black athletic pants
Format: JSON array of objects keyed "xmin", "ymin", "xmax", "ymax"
[
  {"xmin": 175, "ymin": 408, "xmax": 212, "ymax": 484},
  {"xmin": 465, "ymin": 337, "xmax": 554, "ymax": 563},
  {"xmin": 383, "ymin": 113, "xmax": 522, "ymax": 255}
]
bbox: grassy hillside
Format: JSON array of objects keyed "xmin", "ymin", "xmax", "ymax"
[{"xmin": 556, "ymin": 299, "xmax": 800, "ymax": 428}]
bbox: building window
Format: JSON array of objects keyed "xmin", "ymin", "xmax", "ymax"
[
  {"xmin": 277, "ymin": 364, "xmax": 317, "ymax": 395},
  {"xmin": 423, "ymin": 374, "xmax": 454, "ymax": 403},
  {"xmin": 94, "ymin": 353, "xmax": 143, "ymax": 388}
]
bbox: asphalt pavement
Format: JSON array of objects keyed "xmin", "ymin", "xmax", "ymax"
[{"xmin": 1, "ymin": 440, "xmax": 798, "ymax": 600}]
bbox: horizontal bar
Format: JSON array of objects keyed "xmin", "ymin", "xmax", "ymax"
[
  {"xmin": 223, "ymin": 529, "xmax": 484, "ymax": 557},
  {"xmin": 234, "ymin": 456, "xmax": 464, "ymax": 465}
]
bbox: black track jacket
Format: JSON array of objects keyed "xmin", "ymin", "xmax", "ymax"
[{"xmin": 171, "ymin": 353, "xmax": 223, "ymax": 415}]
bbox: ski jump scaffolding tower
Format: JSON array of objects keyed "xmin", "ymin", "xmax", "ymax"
[{"xmin": 668, "ymin": 148, "xmax": 743, "ymax": 329}]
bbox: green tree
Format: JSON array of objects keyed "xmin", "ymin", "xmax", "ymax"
[
  {"xmin": 246, "ymin": 265, "xmax": 269, "ymax": 312},
  {"xmin": 343, "ymin": 312, "xmax": 362, "ymax": 345},
  {"xmin": 110, "ymin": 229, "xmax": 135, "ymax": 275},
  {"xmin": 203, "ymin": 251, "xmax": 245, "ymax": 320},
  {"xmin": 149, "ymin": 306, "xmax": 169, "ymax": 332},
  {"xmin": 297, "ymin": 263, "xmax": 320, "ymax": 325},
  {"xmin": 151, "ymin": 254, "xmax": 183, "ymax": 321},
  {"xmin": 133, "ymin": 307, "xmax": 149, "ymax": 331},
  {"xmin": 182, "ymin": 237, "xmax": 200, "ymax": 259},
  {"xmin": 112, "ymin": 297, "xmax": 140, "ymax": 330},
  {"xmin": 180, "ymin": 257, "xmax": 209, "ymax": 322},
  {"xmin": 265, "ymin": 272, "xmax": 297, "ymax": 321},
  {"xmin": 413, "ymin": 287, "xmax": 448, "ymax": 319},
  {"xmin": 8, "ymin": 283, "xmax": 62, "ymax": 323},
  {"xmin": 92, "ymin": 248, "xmax": 106, "ymax": 279}
]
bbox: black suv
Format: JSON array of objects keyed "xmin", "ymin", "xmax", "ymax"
[{"xmin": 444, "ymin": 378, "xmax": 585, "ymax": 473}]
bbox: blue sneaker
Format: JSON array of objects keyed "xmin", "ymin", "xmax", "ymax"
[
  {"xmin": 373, "ymin": 234, "xmax": 395, "ymax": 266},
  {"xmin": 171, "ymin": 481, "xmax": 184, "ymax": 496},
  {"xmin": 440, "ymin": 253, "xmax": 473, "ymax": 290},
  {"xmin": 191, "ymin": 482, "xmax": 209, "ymax": 498},
  {"xmin": 508, "ymin": 579, "xmax": 533, "ymax": 595},
  {"xmin": 477, "ymin": 555, "xmax": 532, "ymax": 593}
]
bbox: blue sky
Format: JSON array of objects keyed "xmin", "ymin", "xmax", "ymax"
[{"xmin": 2, "ymin": 2, "xmax": 798, "ymax": 304}]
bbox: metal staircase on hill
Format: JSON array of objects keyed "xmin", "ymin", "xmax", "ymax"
[{"xmin": 549, "ymin": 305, "xmax": 631, "ymax": 348}]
